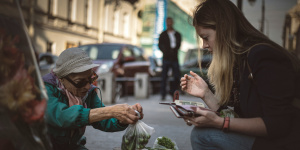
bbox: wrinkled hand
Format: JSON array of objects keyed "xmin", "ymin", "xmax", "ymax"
[
  {"xmin": 111, "ymin": 104, "xmax": 140, "ymax": 124},
  {"xmin": 183, "ymin": 107, "xmax": 222, "ymax": 128},
  {"xmin": 180, "ymin": 71, "xmax": 209, "ymax": 99},
  {"xmin": 131, "ymin": 103, "xmax": 144, "ymax": 119}
]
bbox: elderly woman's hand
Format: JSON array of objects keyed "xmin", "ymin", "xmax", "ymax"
[
  {"xmin": 111, "ymin": 104, "xmax": 141, "ymax": 124},
  {"xmin": 131, "ymin": 103, "xmax": 144, "ymax": 119}
]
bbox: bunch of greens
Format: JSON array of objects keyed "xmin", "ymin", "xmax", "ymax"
[{"xmin": 157, "ymin": 136, "xmax": 175, "ymax": 150}]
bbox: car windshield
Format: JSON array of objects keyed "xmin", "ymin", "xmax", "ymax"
[{"xmin": 79, "ymin": 45, "xmax": 122, "ymax": 60}]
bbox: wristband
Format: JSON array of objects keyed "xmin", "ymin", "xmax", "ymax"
[{"xmin": 222, "ymin": 117, "xmax": 230, "ymax": 132}]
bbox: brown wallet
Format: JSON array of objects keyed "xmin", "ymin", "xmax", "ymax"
[{"xmin": 170, "ymin": 105, "xmax": 219, "ymax": 118}]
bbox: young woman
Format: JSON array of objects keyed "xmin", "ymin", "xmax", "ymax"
[{"xmin": 180, "ymin": 0, "xmax": 300, "ymax": 149}]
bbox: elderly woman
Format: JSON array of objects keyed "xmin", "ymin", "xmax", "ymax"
[{"xmin": 42, "ymin": 48, "xmax": 143, "ymax": 150}]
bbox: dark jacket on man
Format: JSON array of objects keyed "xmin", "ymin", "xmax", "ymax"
[{"xmin": 158, "ymin": 30, "xmax": 181, "ymax": 62}]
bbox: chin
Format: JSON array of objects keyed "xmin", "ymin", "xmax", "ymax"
[{"xmin": 79, "ymin": 92, "xmax": 88, "ymax": 97}]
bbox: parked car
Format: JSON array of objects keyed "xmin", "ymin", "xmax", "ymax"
[
  {"xmin": 148, "ymin": 56, "xmax": 162, "ymax": 77},
  {"xmin": 39, "ymin": 53, "xmax": 58, "ymax": 76},
  {"xmin": 181, "ymin": 48, "xmax": 212, "ymax": 76},
  {"xmin": 78, "ymin": 43, "xmax": 150, "ymax": 101}
]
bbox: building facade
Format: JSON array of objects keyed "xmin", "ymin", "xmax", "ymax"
[{"xmin": 15, "ymin": 0, "xmax": 142, "ymax": 55}]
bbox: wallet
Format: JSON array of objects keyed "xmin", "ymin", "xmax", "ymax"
[{"xmin": 169, "ymin": 105, "xmax": 219, "ymax": 118}]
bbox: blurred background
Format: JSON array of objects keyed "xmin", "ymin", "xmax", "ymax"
[
  {"xmin": 2, "ymin": 0, "xmax": 300, "ymax": 149},
  {"xmin": 5, "ymin": 0, "xmax": 300, "ymax": 101}
]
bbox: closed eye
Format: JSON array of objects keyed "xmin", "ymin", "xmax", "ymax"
[{"xmin": 202, "ymin": 36, "xmax": 208, "ymax": 41}]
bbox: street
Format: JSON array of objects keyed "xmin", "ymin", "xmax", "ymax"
[{"xmin": 84, "ymin": 93, "xmax": 203, "ymax": 150}]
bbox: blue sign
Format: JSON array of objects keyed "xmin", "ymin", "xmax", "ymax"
[{"xmin": 153, "ymin": 0, "xmax": 167, "ymax": 57}]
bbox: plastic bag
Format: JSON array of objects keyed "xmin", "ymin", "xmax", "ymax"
[
  {"xmin": 153, "ymin": 136, "xmax": 179, "ymax": 150},
  {"xmin": 219, "ymin": 108, "xmax": 239, "ymax": 118},
  {"xmin": 121, "ymin": 120, "xmax": 155, "ymax": 150}
]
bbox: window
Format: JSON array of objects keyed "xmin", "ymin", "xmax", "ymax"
[
  {"xmin": 114, "ymin": 10, "xmax": 119, "ymax": 35},
  {"xmin": 123, "ymin": 12, "xmax": 130, "ymax": 38},
  {"xmin": 87, "ymin": 0, "xmax": 92, "ymax": 26},
  {"xmin": 47, "ymin": 0, "xmax": 53, "ymax": 16},
  {"xmin": 104, "ymin": 5, "xmax": 109, "ymax": 31},
  {"xmin": 46, "ymin": 41, "xmax": 53, "ymax": 53},
  {"xmin": 79, "ymin": 45, "xmax": 122, "ymax": 60},
  {"xmin": 84, "ymin": 0, "xmax": 88, "ymax": 26},
  {"xmin": 47, "ymin": 0, "xmax": 58, "ymax": 18},
  {"xmin": 67, "ymin": 0, "xmax": 72, "ymax": 21},
  {"xmin": 132, "ymin": 46, "xmax": 145, "ymax": 61},
  {"xmin": 65, "ymin": 42, "xmax": 77, "ymax": 49},
  {"xmin": 123, "ymin": 47, "xmax": 133, "ymax": 58}
]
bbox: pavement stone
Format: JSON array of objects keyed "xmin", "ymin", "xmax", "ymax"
[{"xmin": 84, "ymin": 93, "xmax": 204, "ymax": 150}]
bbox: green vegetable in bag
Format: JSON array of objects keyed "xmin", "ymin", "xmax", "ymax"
[
  {"xmin": 121, "ymin": 120, "xmax": 155, "ymax": 150},
  {"xmin": 157, "ymin": 136, "xmax": 175, "ymax": 149}
]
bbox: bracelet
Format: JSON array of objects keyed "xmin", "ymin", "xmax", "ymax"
[{"xmin": 222, "ymin": 117, "xmax": 230, "ymax": 132}]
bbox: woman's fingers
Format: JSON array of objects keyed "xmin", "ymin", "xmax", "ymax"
[
  {"xmin": 190, "ymin": 71, "xmax": 200, "ymax": 80},
  {"xmin": 194, "ymin": 107, "xmax": 208, "ymax": 116},
  {"xmin": 119, "ymin": 113, "xmax": 139, "ymax": 124},
  {"xmin": 132, "ymin": 103, "xmax": 144, "ymax": 119}
]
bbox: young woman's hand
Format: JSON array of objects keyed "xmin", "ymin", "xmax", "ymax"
[
  {"xmin": 180, "ymin": 71, "xmax": 210, "ymax": 99},
  {"xmin": 183, "ymin": 107, "xmax": 223, "ymax": 129}
]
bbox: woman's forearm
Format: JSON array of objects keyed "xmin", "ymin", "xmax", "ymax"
[
  {"xmin": 229, "ymin": 117, "xmax": 267, "ymax": 137},
  {"xmin": 89, "ymin": 106, "xmax": 113, "ymax": 123},
  {"xmin": 203, "ymin": 90, "xmax": 220, "ymax": 111}
]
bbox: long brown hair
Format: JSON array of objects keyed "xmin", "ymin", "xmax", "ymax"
[{"xmin": 193, "ymin": 0, "xmax": 300, "ymax": 105}]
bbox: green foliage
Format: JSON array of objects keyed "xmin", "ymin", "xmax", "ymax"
[{"xmin": 157, "ymin": 136, "xmax": 175, "ymax": 150}]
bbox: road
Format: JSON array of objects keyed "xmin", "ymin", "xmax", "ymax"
[{"xmin": 84, "ymin": 93, "xmax": 203, "ymax": 150}]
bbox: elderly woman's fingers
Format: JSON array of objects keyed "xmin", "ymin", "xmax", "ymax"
[
  {"xmin": 132, "ymin": 103, "xmax": 144, "ymax": 119},
  {"xmin": 118, "ymin": 114, "xmax": 139, "ymax": 124},
  {"xmin": 113, "ymin": 104, "xmax": 142, "ymax": 124}
]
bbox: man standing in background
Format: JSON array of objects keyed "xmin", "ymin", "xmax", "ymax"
[{"xmin": 158, "ymin": 17, "xmax": 182, "ymax": 100}]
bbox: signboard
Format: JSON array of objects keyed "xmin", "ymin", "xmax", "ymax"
[{"xmin": 152, "ymin": 0, "xmax": 167, "ymax": 58}]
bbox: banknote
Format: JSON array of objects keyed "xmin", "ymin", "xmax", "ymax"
[{"xmin": 174, "ymin": 100, "xmax": 205, "ymax": 107}]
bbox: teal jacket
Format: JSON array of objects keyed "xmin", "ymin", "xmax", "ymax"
[{"xmin": 43, "ymin": 73, "xmax": 127, "ymax": 147}]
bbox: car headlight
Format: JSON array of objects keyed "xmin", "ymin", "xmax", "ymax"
[{"xmin": 96, "ymin": 61, "xmax": 114, "ymax": 74}]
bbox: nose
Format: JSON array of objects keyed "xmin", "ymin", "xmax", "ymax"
[{"xmin": 202, "ymin": 41, "xmax": 209, "ymax": 49}]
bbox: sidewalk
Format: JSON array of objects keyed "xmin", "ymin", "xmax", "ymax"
[{"xmin": 84, "ymin": 93, "xmax": 203, "ymax": 150}]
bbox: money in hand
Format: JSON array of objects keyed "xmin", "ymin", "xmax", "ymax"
[{"xmin": 174, "ymin": 100, "xmax": 205, "ymax": 107}]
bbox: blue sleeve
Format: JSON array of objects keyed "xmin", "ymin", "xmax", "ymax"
[
  {"xmin": 45, "ymin": 83, "xmax": 90, "ymax": 129},
  {"xmin": 88, "ymin": 88, "xmax": 128, "ymax": 132}
]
